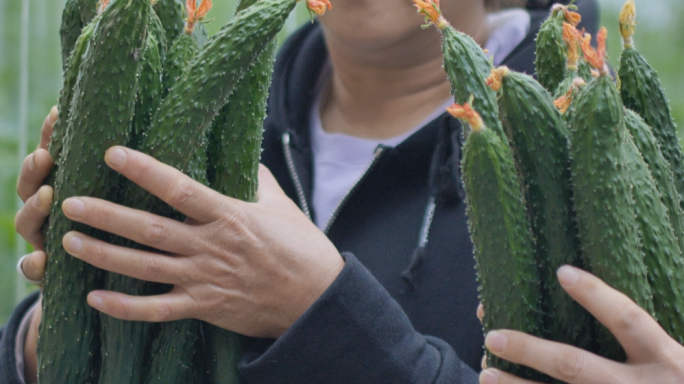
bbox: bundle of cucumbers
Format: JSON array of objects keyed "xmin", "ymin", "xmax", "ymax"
[
  {"xmin": 38, "ymin": 0, "xmax": 330, "ymax": 382},
  {"xmin": 416, "ymin": 0, "xmax": 684, "ymax": 381}
]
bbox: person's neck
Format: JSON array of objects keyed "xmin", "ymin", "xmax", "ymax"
[{"xmin": 320, "ymin": 9, "xmax": 490, "ymax": 140}]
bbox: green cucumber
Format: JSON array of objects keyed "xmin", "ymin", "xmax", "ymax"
[
  {"xmin": 570, "ymin": 74, "xmax": 653, "ymax": 361},
  {"xmin": 130, "ymin": 34, "xmax": 164, "ymax": 151},
  {"xmin": 624, "ymin": 130, "xmax": 684, "ymax": 344},
  {"xmin": 100, "ymin": 1, "xmax": 299, "ymax": 382},
  {"xmin": 535, "ymin": 5, "xmax": 567, "ymax": 93},
  {"xmin": 619, "ymin": 45, "xmax": 684, "ymax": 207},
  {"xmin": 624, "ymin": 109, "xmax": 684, "ymax": 254},
  {"xmin": 162, "ymin": 33, "xmax": 199, "ymax": 98},
  {"xmin": 495, "ymin": 67, "xmax": 591, "ymax": 351},
  {"xmin": 202, "ymin": 15, "xmax": 278, "ymax": 384},
  {"xmin": 455, "ymin": 103, "xmax": 542, "ymax": 381},
  {"xmin": 153, "ymin": 0, "xmax": 186, "ymax": 45},
  {"xmin": 38, "ymin": 1, "xmax": 150, "ymax": 382},
  {"xmin": 414, "ymin": 1, "xmax": 501, "ymax": 140},
  {"xmin": 59, "ymin": 0, "xmax": 99, "ymax": 69}
]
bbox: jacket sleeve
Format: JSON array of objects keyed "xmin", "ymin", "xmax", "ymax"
[
  {"xmin": 238, "ymin": 253, "xmax": 479, "ymax": 384},
  {"xmin": 0, "ymin": 291, "xmax": 40, "ymax": 384}
]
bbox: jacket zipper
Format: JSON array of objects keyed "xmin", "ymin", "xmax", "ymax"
[
  {"xmin": 282, "ymin": 132, "xmax": 312, "ymax": 220},
  {"xmin": 324, "ymin": 146, "xmax": 385, "ymax": 235}
]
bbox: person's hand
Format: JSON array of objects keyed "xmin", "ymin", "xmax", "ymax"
[
  {"xmin": 15, "ymin": 106, "xmax": 57, "ymax": 383},
  {"xmin": 15, "ymin": 106, "xmax": 57, "ymax": 250},
  {"xmin": 479, "ymin": 266, "xmax": 684, "ymax": 384},
  {"xmin": 60, "ymin": 146, "xmax": 345, "ymax": 338}
]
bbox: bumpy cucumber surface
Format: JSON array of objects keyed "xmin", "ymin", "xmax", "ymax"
[
  {"xmin": 38, "ymin": 1, "xmax": 150, "ymax": 383},
  {"xmin": 498, "ymin": 70, "xmax": 591, "ymax": 351},
  {"xmin": 624, "ymin": 109, "xmax": 684, "ymax": 256},
  {"xmin": 462, "ymin": 124, "xmax": 542, "ymax": 381},
  {"xmin": 535, "ymin": 8, "xmax": 566, "ymax": 93},
  {"xmin": 153, "ymin": 0, "xmax": 186, "ymax": 45},
  {"xmin": 624, "ymin": 131, "xmax": 684, "ymax": 344},
  {"xmin": 442, "ymin": 26, "xmax": 502, "ymax": 141},
  {"xmin": 619, "ymin": 47, "xmax": 684, "ymax": 206},
  {"xmin": 59, "ymin": 0, "xmax": 100, "ymax": 69},
  {"xmin": 162, "ymin": 33, "xmax": 198, "ymax": 98},
  {"xmin": 130, "ymin": 34, "xmax": 164, "ymax": 150},
  {"xmin": 570, "ymin": 75, "xmax": 653, "ymax": 361}
]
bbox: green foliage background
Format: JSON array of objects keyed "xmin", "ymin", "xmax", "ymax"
[{"xmin": 0, "ymin": 0, "xmax": 682, "ymax": 324}]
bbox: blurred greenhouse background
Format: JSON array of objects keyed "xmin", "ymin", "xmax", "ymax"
[{"xmin": 0, "ymin": 0, "xmax": 682, "ymax": 324}]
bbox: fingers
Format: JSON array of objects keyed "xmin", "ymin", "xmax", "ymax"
[
  {"xmin": 17, "ymin": 149, "xmax": 53, "ymax": 202},
  {"xmin": 479, "ymin": 369, "xmax": 541, "ymax": 384},
  {"xmin": 104, "ymin": 147, "xmax": 232, "ymax": 223},
  {"xmin": 39, "ymin": 106, "xmax": 58, "ymax": 151},
  {"xmin": 63, "ymin": 231, "xmax": 189, "ymax": 285},
  {"xmin": 484, "ymin": 330, "xmax": 620, "ymax": 384},
  {"xmin": 15, "ymin": 186, "xmax": 53, "ymax": 249},
  {"xmin": 557, "ymin": 266, "xmax": 673, "ymax": 361},
  {"xmin": 61, "ymin": 197, "xmax": 199, "ymax": 255},
  {"xmin": 20, "ymin": 251, "xmax": 47, "ymax": 283},
  {"xmin": 86, "ymin": 289, "xmax": 196, "ymax": 323}
]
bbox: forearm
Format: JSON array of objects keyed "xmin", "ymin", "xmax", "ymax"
[{"xmin": 238, "ymin": 253, "xmax": 479, "ymax": 384}]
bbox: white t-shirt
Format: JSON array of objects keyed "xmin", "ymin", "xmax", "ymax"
[{"xmin": 310, "ymin": 9, "xmax": 531, "ymax": 230}]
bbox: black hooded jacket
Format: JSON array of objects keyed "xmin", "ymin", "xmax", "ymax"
[{"xmin": 0, "ymin": 2, "xmax": 599, "ymax": 383}]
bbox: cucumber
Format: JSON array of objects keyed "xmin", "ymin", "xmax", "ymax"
[
  {"xmin": 492, "ymin": 67, "xmax": 592, "ymax": 352},
  {"xmin": 46, "ymin": 15, "xmax": 100, "ymax": 191},
  {"xmin": 162, "ymin": 33, "xmax": 199, "ymax": 98},
  {"xmin": 38, "ymin": 1, "xmax": 150, "ymax": 382},
  {"xmin": 570, "ymin": 72, "xmax": 653, "ymax": 361},
  {"xmin": 618, "ymin": 1, "xmax": 684, "ymax": 207},
  {"xmin": 454, "ymin": 102, "xmax": 542, "ymax": 381},
  {"xmin": 535, "ymin": 5, "xmax": 580, "ymax": 93},
  {"xmin": 153, "ymin": 0, "xmax": 186, "ymax": 45},
  {"xmin": 554, "ymin": 22, "xmax": 583, "ymax": 98},
  {"xmin": 624, "ymin": 130, "xmax": 684, "ymax": 344},
  {"xmin": 103, "ymin": 1, "xmax": 300, "ymax": 382},
  {"xmin": 59, "ymin": 0, "xmax": 99, "ymax": 69},
  {"xmin": 624, "ymin": 109, "xmax": 684, "ymax": 254},
  {"xmin": 98, "ymin": 32, "xmax": 165, "ymax": 384},
  {"xmin": 202, "ymin": 10, "xmax": 278, "ymax": 384}
]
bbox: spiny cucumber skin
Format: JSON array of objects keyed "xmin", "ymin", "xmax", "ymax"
[
  {"xmin": 202, "ymin": 35, "xmax": 277, "ymax": 384},
  {"xmin": 578, "ymin": 60, "xmax": 594, "ymax": 83},
  {"xmin": 38, "ymin": 1, "xmax": 150, "ymax": 382},
  {"xmin": 441, "ymin": 27, "xmax": 503, "ymax": 142},
  {"xmin": 619, "ymin": 48, "xmax": 684, "ymax": 207},
  {"xmin": 624, "ymin": 109, "xmax": 684, "ymax": 255},
  {"xmin": 46, "ymin": 16, "xmax": 99, "ymax": 191},
  {"xmin": 150, "ymin": 11, "xmax": 169, "ymax": 64},
  {"xmin": 570, "ymin": 75, "xmax": 654, "ymax": 361},
  {"xmin": 97, "ymin": 33, "xmax": 165, "ymax": 384},
  {"xmin": 462, "ymin": 127, "xmax": 542, "ymax": 381},
  {"xmin": 162, "ymin": 33, "xmax": 199, "ymax": 99},
  {"xmin": 554, "ymin": 69, "xmax": 577, "ymax": 99},
  {"xmin": 498, "ymin": 71, "xmax": 592, "ymax": 352},
  {"xmin": 535, "ymin": 9, "xmax": 566, "ymax": 93},
  {"xmin": 153, "ymin": 0, "xmax": 185, "ymax": 45},
  {"xmin": 624, "ymin": 131, "xmax": 684, "ymax": 344},
  {"xmin": 60, "ymin": 0, "xmax": 100, "ymax": 69}
]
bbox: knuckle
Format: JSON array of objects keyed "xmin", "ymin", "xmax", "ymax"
[
  {"xmin": 142, "ymin": 255, "xmax": 163, "ymax": 280},
  {"xmin": 167, "ymin": 177, "xmax": 196, "ymax": 208},
  {"xmin": 614, "ymin": 301, "xmax": 646, "ymax": 332},
  {"xmin": 554, "ymin": 349, "xmax": 586, "ymax": 381},
  {"xmin": 141, "ymin": 218, "xmax": 168, "ymax": 246},
  {"xmin": 150, "ymin": 301, "xmax": 172, "ymax": 322}
]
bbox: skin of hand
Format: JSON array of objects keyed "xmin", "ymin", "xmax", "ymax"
[
  {"xmin": 478, "ymin": 266, "xmax": 684, "ymax": 384},
  {"xmin": 15, "ymin": 107, "xmax": 57, "ymax": 384}
]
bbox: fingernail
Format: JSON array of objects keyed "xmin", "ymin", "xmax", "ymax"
[
  {"xmin": 30, "ymin": 152, "xmax": 37, "ymax": 170},
  {"xmin": 485, "ymin": 331, "xmax": 508, "ymax": 353},
  {"xmin": 63, "ymin": 198, "xmax": 85, "ymax": 217},
  {"xmin": 105, "ymin": 147, "xmax": 127, "ymax": 168},
  {"xmin": 479, "ymin": 369, "xmax": 499, "ymax": 384},
  {"xmin": 33, "ymin": 189, "xmax": 42, "ymax": 208},
  {"xmin": 65, "ymin": 234, "xmax": 84, "ymax": 254},
  {"xmin": 50, "ymin": 106, "xmax": 59, "ymax": 123},
  {"xmin": 558, "ymin": 265, "xmax": 580, "ymax": 287},
  {"xmin": 89, "ymin": 295, "xmax": 104, "ymax": 310}
]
